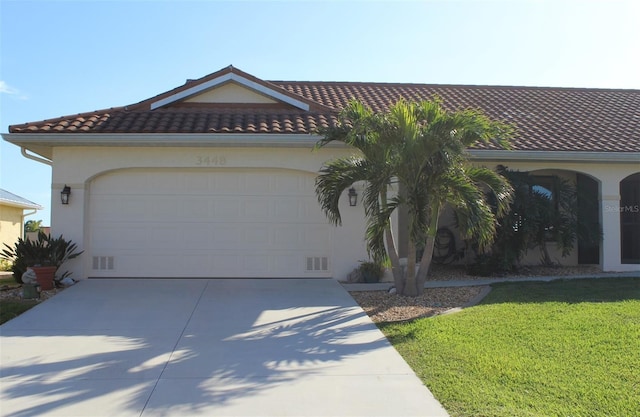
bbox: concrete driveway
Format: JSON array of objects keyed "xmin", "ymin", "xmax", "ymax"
[{"xmin": 1, "ymin": 279, "xmax": 448, "ymax": 416}]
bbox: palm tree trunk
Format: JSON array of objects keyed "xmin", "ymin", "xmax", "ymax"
[
  {"xmin": 380, "ymin": 190, "xmax": 404, "ymax": 294},
  {"xmin": 541, "ymin": 242, "xmax": 553, "ymax": 266},
  {"xmin": 415, "ymin": 206, "xmax": 440, "ymax": 294},
  {"xmin": 415, "ymin": 235, "xmax": 435, "ymax": 294},
  {"xmin": 385, "ymin": 226, "xmax": 404, "ymax": 294},
  {"xmin": 404, "ymin": 238, "xmax": 418, "ymax": 296}
]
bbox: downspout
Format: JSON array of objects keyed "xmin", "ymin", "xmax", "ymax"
[
  {"xmin": 19, "ymin": 148, "xmax": 49, "ymax": 238},
  {"xmin": 21, "ymin": 209, "xmax": 38, "ymax": 239},
  {"xmin": 21, "ymin": 147, "xmax": 52, "ymax": 166}
]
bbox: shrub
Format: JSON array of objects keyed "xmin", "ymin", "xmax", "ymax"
[
  {"xmin": 358, "ymin": 261, "xmax": 384, "ymax": 283},
  {"xmin": 1, "ymin": 231, "xmax": 83, "ymax": 284},
  {"xmin": 0, "ymin": 258, "xmax": 12, "ymax": 272}
]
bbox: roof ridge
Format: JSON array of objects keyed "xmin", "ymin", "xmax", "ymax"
[
  {"xmin": 126, "ymin": 66, "xmax": 335, "ymax": 112},
  {"xmin": 271, "ymin": 80, "xmax": 640, "ymax": 93}
]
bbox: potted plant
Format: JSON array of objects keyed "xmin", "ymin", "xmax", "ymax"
[
  {"xmin": 1, "ymin": 231, "xmax": 83, "ymax": 290},
  {"xmin": 358, "ymin": 261, "xmax": 384, "ymax": 283}
]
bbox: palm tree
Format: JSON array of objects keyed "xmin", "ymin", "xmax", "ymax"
[
  {"xmin": 315, "ymin": 99, "xmax": 514, "ymax": 296},
  {"xmin": 24, "ymin": 219, "xmax": 43, "ymax": 234}
]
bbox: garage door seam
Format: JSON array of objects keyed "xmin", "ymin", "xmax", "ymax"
[{"xmin": 138, "ymin": 280, "xmax": 210, "ymax": 417}]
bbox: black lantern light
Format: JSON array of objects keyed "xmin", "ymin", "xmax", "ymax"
[
  {"xmin": 348, "ymin": 187, "xmax": 358, "ymax": 207},
  {"xmin": 61, "ymin": 185, "xmax": 71, "ymax": 205}
]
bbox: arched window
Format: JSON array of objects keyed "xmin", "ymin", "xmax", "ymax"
[{"xmin": 620, "ymin": 173, "xmax": 640, "ymax": 264}]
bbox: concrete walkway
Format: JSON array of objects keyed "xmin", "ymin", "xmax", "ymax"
[
  {"xmin": 342, "ymin": 271, "xmax": 640, "ymax": 292},
  {"xmin": 0, "ymin": 279, "xmax": 448, "ymax": 417}
]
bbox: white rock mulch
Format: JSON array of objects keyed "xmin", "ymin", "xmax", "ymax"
[
  {"xmin": 350, "ymin": 286, "xmax": 486, "ymax": 323},
  {"xmin": 350, "ymin": 265, "xmax": 605, "ymax": 323}
]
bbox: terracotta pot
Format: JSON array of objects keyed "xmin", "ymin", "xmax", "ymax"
[{"xmin": 30, "ymin": 266, "xmax": 57, "ymax": 291}]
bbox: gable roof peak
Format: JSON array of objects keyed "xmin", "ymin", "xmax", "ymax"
[{"xmin": 138, "ymin": 65, "xmax": 324, "ymax": 112}]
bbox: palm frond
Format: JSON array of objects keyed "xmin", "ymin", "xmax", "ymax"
[{"xmin": 315, "ymin": 157, "xmax": 370, "ymax": 225}]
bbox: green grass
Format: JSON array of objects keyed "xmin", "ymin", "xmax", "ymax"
[
  {"xmin": 0, "ymin": 274, "xmax": 39, "ymax": 325},
  {"xmin": 0, "ymin": 275, "xmax": 17, "ymax": 286},
  {"xmin": 0, "ymin": 299, "xmax": 38, "ymax": 325},
  {"xmin": 380, "ymin": 278, "xmax": 640, "ymax": 417}
]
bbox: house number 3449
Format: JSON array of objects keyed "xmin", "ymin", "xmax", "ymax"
[{"xmin": 195, "ymin": 155, "xmax": 227, "ymax": 166}]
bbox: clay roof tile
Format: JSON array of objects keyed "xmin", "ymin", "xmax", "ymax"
[{"xmin": 7, "ymin": 74, "xmax": 639, "ymax": 152}]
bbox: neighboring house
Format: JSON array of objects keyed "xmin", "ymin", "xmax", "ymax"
[
  {"xmin": 2, "ymin": 66, "xmax": 638, "ymax": 280},
  {"xmin": 0, "ymin": 189, "xmax": 42, "ymax": 249}
]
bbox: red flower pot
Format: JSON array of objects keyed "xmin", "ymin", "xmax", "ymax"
[{"xmin": 30, "ymin": 266, "xmax": 57, "ymax": 291}]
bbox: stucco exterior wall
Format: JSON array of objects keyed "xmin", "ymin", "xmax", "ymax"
[
  {"xmin": 0, "ymin": 205, "xmax": 23, "ymax": 249},
  {"xmin": 185, "ymin": 83, "xmax": 278, "ymax": 104},
  {"xmin": 47, "ymin": 145, "xmax": 639, "ymax": 278},
  {"xmin": 50, "ymin": 145, "xmax": 370, "ymax": 280}
]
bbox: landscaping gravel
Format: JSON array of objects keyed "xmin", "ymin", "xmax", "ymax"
[
  {"xmin": 0, "ymin": 285, "xmax": 63, "ymax": 302},
  {"xmin": 350, "ymin": 265, "xmax": 606, "ymax": 323},
  {"xmin": 350, "ymin": 286, "xmax": 485, "ymax": 323}
]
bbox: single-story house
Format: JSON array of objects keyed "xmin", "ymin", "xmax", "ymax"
[
  {"xmin": 0, "ymin": 189, "xmax": 42, "ymax": 249},
  {"xmin": 2, "ymin": 66, "xmax": 639, "ymax": 280}
]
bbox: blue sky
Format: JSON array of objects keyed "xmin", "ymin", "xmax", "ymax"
[{"xmin": 1, "ymin": 0, "xmax": 639, "ymax": 225}]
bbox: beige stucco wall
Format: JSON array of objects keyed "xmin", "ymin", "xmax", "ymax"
[
  {"xmin": 185, "ymin": 83, "xmax": 278, "ymax": 104},
  {"xmin": 47, "ymin": 145, "xmax": 640, "ymax": 278},
  {"xmin": 50, "ymin": 145, "xmax": 371, "ymax": 280},
  {"xmin": 0, "ymin": 205, "xmax": 24, "ymax": 249}
]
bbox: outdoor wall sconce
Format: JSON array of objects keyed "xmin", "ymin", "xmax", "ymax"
[
  {"xmin": 348, "ymin": 187, "xmax": 358, "ymax": 207},
  {"xmin": 61, "ymin": 185, "xmax": 71, "ymax": 205}
]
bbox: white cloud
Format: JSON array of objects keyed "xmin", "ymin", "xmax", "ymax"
[
  {"xmin": 0, "ymin": 81, "xmax": 28, "ymax": 99},
  {"xmin": 0, "ymin": 80, "xmax": 19, "ymax": 94}
]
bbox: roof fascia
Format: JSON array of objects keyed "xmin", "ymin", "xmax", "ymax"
[
  {"xmin": 149, "ymin": 73, "xmax": 310, "ymax": 111},
  {"xmin": 1, "ymin": 133, "xmax": 344, "ymax": 149},
  {"xmin": 469, "ymin": 149, "xmax": 640, "ymax": 163},
  {"xmin": 4, "ymin": 133, "xmax": 638, "ymax": 161},
  {"xmin": 0, "ymin": 199, "xmax": 43, "ymax": 210}
]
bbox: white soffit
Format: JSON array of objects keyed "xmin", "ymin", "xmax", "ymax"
[{"xmin": 150, "ymin": 73, "xmax": 310, "ymax": 111}]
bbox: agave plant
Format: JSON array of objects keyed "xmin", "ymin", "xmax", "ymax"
[{"xmin": 1, "ymin": 231, "xmax": 83, "ymax": 284}]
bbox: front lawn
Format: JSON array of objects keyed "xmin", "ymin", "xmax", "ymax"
[
  {"xmin": 0, "ymin": 275, "xmax": 37, "ymax": 325},
  {"xmin": 380, "ymin": 277, "xmax": 640, "ymax": 417},
  {"xmin": 0, "ymin": 299, "xmax": 38, "ymax": 325}
]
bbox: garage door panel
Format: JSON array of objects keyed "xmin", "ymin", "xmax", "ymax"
[
  {"xmin": 243, "ymin": 255, "xmax": 270, "ymax": 274},
  {"xmin": 242, "ymin": 198, "xmax": 272, "ymax": 219},
  {"xmin": 91, "ymin": 224, "xmax": 148, "ymax": 249},
  {"xmin": 152, "ymin": 198, "xmax": 182, "ymax": 219},
  {"xmin": 184, "ymin": 199, "xmax": 211, "ymax": 218},
  {"xmin": 244, "ymin": 226, "xmax": 270, "ymax": 246},
  {"xmin": 210, "ymin": 254, "xmax": 240, "ymax": 275},
  {"xmin": 211, "ymin": 225, "xmax": 240, "ymax": 246},
  {"xmin": 89, "ymin": 169, "xmax": 332, "ymax": 278},
  {"xmin": 212, "ymin": 199, "xmax": 240, "ymax": 218},
  {"xmin": 273, "ymin": 226, "xmax": 298, "ymax": 246},
  {"xmin": 214, "ymin": 174, "xmax": 244, "ymax": 193}
]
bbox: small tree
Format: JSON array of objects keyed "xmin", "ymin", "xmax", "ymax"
[
  {"xmin": 24, "ymin": 219, "xmax": 43, "ymax": 234},
  {"xmin": 315, "ymin": 99, "xmax": 514, "ymax": 296}
]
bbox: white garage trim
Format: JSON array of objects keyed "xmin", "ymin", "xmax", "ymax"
[{"xmin": 87, "ymin": 168, "xmax": 333, "ymax": 278}]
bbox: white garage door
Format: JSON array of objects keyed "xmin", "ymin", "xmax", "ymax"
[{"xmin": 88, "ymin": 169, "xmax": 333, "ymax": 278}]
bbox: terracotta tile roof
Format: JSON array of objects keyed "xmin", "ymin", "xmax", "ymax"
[
  {"xmin": 8, "ymin": 67, "xmax": 640, "ymax": 152},
  {"xmin": 273, "ymin": 82, "xmax": 640, "ymax": 152}
]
